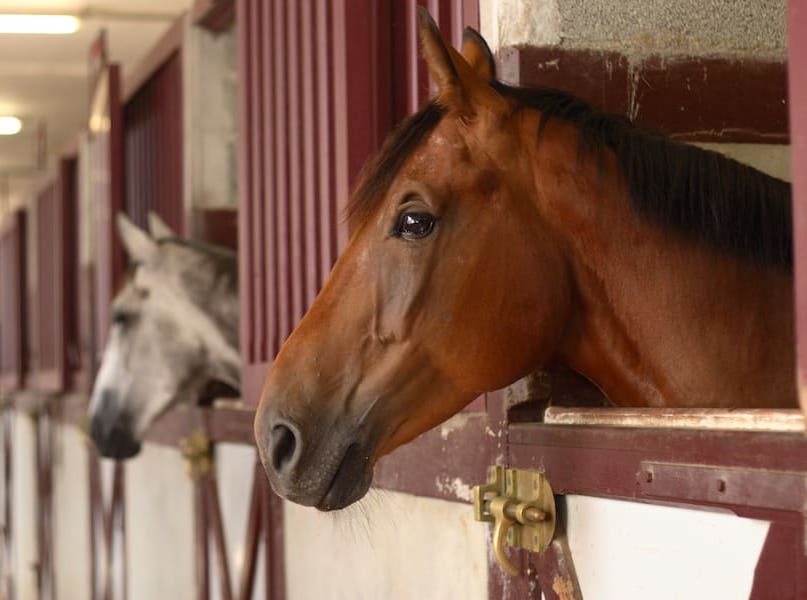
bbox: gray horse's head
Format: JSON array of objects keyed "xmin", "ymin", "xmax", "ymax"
[{"xmin": 88, "ymin": 213, "xmax": 239, "ymax": 459}]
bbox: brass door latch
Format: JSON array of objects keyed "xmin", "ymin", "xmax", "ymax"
[{"xmin": 472, "ymin": 465, "xmax": 556, "ymax": 575}]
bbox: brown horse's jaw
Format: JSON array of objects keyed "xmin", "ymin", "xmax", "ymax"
[{"xmin": 315, "ymin": 442, "xmax": 374, "ymax": 511}]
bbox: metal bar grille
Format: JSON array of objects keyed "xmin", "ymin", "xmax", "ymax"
[
  {"xmin": 123, "ymin": 51, "xmax": 184, "ymax": 234},
  {"xmin": 28, "ymin": 176, "xmax": 69, "ymax": 392},
  {"xmin": 238, "ymin": 0, "xmax": 422, "ymax": 404}
]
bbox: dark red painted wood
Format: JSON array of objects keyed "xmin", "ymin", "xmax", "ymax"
[
  {"xmin": 750, "ymin": 522, "xmax": 804, "ymax": 600},
  {"xmin": 0, "ymin": 211, "xmax": 27, "ymax": 392},
  {"xmin": 191, "ymin": 209, "xmax": 238, "ymax": 250},
  {"xmin": 192, "ymin": 0, "xmax": 235, "ymax": 33},
  {"xmin": 2, "ymin": 411, "xmax": 12, "ymax": 599},
  {"xmin": 498, "ymin": 47, "xmax": 789, "ymax": 143},
  {"xmin": 790, "ymin": 0, "xmax": 807, "ymax": 419},
  {"xmin": 27, "ymin": 158, "xmax": 77, "ymax": 393}
]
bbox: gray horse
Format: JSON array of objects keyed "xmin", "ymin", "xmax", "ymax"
[{"xmin": 88, "ymin": 213, "xmax": 239, "ymax": 458}]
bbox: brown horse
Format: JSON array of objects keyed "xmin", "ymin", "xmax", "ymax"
[{"xmin": 255, "ymin": 10, "xmax": 795, "ymax": 510}]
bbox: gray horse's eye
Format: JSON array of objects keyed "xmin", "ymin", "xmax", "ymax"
[
  {"xmin": 112, "ymin": 311, "xmax": 136, "ymax": 327},
  {"xmin": 393, "ymin": 212, "xmax": 437, "ymax": 240}
]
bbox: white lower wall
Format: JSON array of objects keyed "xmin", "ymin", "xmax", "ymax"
[
  {"xmin": 213, "ymin": 442, "xmax": 267, "ymax": 600},
  {"xmin": 124, "ymin": 442, "xmax": 195, "ymax": 600},
  {"xmin": 284, "ymin": 491, "xmax": 489, "ymax": 600},
  {"xmin": 52, "ymin": 422, "xmax": 91, "ymax": 600},
  {"xmin": 11, "ymin": 412, "xmax": 38, "ymax": 600},
  {"xmin": 565, "ymin": 495, "xmax": 769, "ymax": 599}
]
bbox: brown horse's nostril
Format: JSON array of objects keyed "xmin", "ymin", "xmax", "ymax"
[{"xmin": 270, "ymin": 422, "xmax": 300, "ymax": 475}]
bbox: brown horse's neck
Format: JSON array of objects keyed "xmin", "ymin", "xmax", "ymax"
[{"xmin": 527, "ymin": 117, "xmax": 796, "ymax": 409}]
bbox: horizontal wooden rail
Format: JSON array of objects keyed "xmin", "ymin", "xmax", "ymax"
[{"xmin": 543, "ymin": 407, "xmax": 805, "ymax": 432}]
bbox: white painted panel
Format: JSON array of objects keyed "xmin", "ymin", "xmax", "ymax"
[
  {"xmin": 212, "ymin": 443, "xmax": 266, "ymax": 600},
  {"xmin": 125, "ymin": 442, "xmax": 195, "ymax": 600},
  {"xmin": 565, "ymin": 495, "xmax": 768, "ymax": 600},
  {"xmin": 284, "ymin": 491, "xmax": 489, "ymax": 600},
  {"xmin": 12, "ymin": 412, "xmax": 38, "ymax": 600},
  {"xmin": 51, "ymin": 422, "xmax": 91, "ymax": 600},
  {"xmin": 694, "ymin": 143, "xmax": 791, "ymax": 182},
  {"xmin": 183, "ymin": 19, "xmax": 238, "ymax": 213}
]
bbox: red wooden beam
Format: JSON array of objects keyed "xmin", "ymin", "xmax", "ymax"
[{"xmin": 789, "ymin": 0, "xmax": 807, "ymax": 418}]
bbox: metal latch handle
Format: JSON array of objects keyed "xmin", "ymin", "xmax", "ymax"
[{"xmin": 473, "ymin": 465, "xmax": 556, "ymax": 576}]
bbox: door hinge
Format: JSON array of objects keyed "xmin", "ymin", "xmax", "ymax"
[{"xmin": 473, "ymin": 465, "xmax": 556, "ymax": 576}]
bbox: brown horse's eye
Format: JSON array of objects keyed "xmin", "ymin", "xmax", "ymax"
[{"xmin": 394, "ymin": 212, "xmax": 436, "ymax": 240}]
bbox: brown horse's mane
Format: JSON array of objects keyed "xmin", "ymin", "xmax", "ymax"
[{"xmin": 350, "ymin": 82, "xmax": 792, "ymax": 269}]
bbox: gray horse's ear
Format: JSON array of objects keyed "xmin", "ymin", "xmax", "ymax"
[
  {"xmin": 147, "ymin": 211, "xmax": 176, "ymax": 240},
  {"xmin": 117, "ymin": 213, "xmax": 157, "ymax": 264}
]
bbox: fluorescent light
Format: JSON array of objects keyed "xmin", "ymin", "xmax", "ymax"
[
  {"xmin": 0, "ymin": 14, "xmax": 80, "ymax": 34},
  {"xmin": 0, "ymin": 116, "xmax": 22, "ymax": 136}
]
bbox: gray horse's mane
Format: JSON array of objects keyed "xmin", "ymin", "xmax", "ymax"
[{"xmin": 157, "ymin": 237, "xmax": 238, "ymax": 294}]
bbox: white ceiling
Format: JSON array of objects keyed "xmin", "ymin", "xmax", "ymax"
[{"xmin": 0, "ymin": 1, "xmax": 193, "ymax": 214}]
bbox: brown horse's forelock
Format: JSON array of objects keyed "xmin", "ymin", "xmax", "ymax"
[
  {"xmin": 347, "ymin": 101, "xmax": 446, "ymax": 228},
  {"xmin": 349, "ymin": 81, "xmax": 792, "ymax": 268}
]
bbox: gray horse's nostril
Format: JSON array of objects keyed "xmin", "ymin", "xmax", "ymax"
[{"xmin": 270, "ymin": 422, "xmax": 300, "ymax": 475}]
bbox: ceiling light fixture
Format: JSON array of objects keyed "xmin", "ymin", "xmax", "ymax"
[
  {"xmin": 0, "ymin": 116, "xmax": 22, "ymax": 136},
  {"xmin": 0, "ymin": 14, "xmax": 80, "ymax": 34}
]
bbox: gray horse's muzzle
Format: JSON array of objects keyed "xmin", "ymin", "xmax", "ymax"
[{"xmin": 89, "ymin": 390, "xmax": 142, "ymax": 459}]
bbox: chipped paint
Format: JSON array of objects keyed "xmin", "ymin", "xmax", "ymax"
[
  {"xmin": 484, "ymin": 426, "xmax": 502, "ymax": 438},
  {"xmin": 435, "ymin": 476, "xmax": 474, "ymax": 502},
  {"xmin": 798, "ymin": 366, "xmax": 807, "ymax": 417},
  {"xmin": 439, "ymin": 411, "xmax": 476, "ymax": 440},
  {"xmin": 552, "ymin": 574, "xmax": 578, "ymax": 600}
]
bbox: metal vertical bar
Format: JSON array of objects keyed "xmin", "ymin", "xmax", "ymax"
[
  {"xmin": 194, "ymin": 478, "xmax": 210, "ymax": 600},
  {"xmin": 405, "ymin": 0, "xmax": 420, "ymax": 115},
  {"xmin": 87, "ymin": 452, "xmax": 102, "ymax": 600},
  {"xmin": 300, "ymin": 0, "xmax": 320, "ymax": 310},
  {"xmin": 172, "ymin": 52, "xmax": 185, "ymax": 234},
  {"xmin": 236, "ymin": 463, "xmax": 263, "ymax": 600},
  {"xmin": 286, "ymin": 2, "xmax": 305, "ymax": 327},
  {"xmin": 113, "ymin": 461, "xmax": 127, "ymax": 600},
  {"xmin": 261, "ymin": 474, "xmax": 285, "ymax": 600},
  {"xmin": 315, "ymin": 0, "xmax": 336, "ymax": 282},
  {"xmin": 236, "ymin": 0, "xmax": 255, "ymax": 366},
  {"xmin": 273, "ymin": 0, "xmax": 291, "ymax": 349},
  {"xmin": 259, "ymin": 0, "xmax": 276, "ymax": 361},
  {"xmin": 205, "ymin": 478, "xmax": 233, "ymax": 600},
  {"xmin": 249, "ymin": 0, "xmax": 266, "ymax": 362}
]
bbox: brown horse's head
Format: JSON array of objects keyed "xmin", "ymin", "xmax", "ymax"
[{"xmin": 255, "ymin": 11, "xmax": 573, "ymax": 510}]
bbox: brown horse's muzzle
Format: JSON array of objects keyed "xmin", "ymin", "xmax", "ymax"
[{"xmin": 255, "ymin": 387, "xmax": 376, "ymax": 511}]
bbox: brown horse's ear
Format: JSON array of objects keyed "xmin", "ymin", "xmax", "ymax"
[
  {"xmin": 461, "ymin": 27, "xmax": 496, "ymax": 83},
  {"xmin": 417, "ymin": 8, "xmax": 503, "ymax": 114},
  {"xmin": 416, "ymin": 8, "xmax": 460, "ymax": 93}
]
